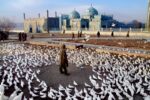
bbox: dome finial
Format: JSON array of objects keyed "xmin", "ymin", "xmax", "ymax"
[{"xmin": 91, "ymin": 4, "xmax": 93, "ymax": 7}]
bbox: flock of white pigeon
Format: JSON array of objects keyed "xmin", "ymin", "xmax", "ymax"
[{"xmin": 0, "ymin": 42, "xmax": 150, "ymax": 100}]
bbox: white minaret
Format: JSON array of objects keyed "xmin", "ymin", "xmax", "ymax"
[
  {"xmin": 147, "ymin": 0, "xmax": 150, "ymax": 32},
  {"xmin": 23, "ymin": 13, "xmax": 26, "ymax": 20}
]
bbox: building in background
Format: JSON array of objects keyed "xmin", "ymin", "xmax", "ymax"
[
  {"xmin": 24, "ymin": 10, "xmax": 60, "ymax": 33},
  {"xmin": 101, "ymin": 15, "xmax": 114, "ymax": 28},
  {"xmin": 23, "ymin": 5, "xmax": 122, "ymax": 33},
  {"xmin": 61, "ymin": 6, "xmax": 102, "ymax": 31}
]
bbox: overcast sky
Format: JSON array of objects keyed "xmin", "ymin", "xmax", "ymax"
[{"xmin": 0, "ymin": 0, "xmax": 147, "ymax": 23}]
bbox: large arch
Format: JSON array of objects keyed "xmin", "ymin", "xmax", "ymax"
[
  {"xmin": 29, "ymin": 25, "xmax": 32, "ymax": 33},
  {"xmin": 36, "ymin": 25, "xmax": 41, "ymax": 33}
]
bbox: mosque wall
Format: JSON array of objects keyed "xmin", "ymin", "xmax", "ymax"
[
  {"xmin": 24, "ymin": 17, "xmax": 60, "ymax": 33},
  {"xmin": 62, "ymin": 30, "xmax": 150, "ymax": 37},
  {"xmin": 48, "ymin": 17, "xmax": 60, "ymax": 30},
  {"xmin": 70, "ymin": 19, "xmax": 81, "ymax": 30},
  {"xmin": 23, "ymin": 6, "xmax": 114, "ymax": 33},
  {"xmin": 24, "ymin": 18, "xmax": 47, "ymax": 33},
  {"xmin": 89, "ymin": 18, "xmax": 101, "ymax": 31}
]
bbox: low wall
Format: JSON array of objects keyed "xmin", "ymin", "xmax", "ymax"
[{"xmin": 64, "ymin": 30, "xmax": 150, "ymax": 37}]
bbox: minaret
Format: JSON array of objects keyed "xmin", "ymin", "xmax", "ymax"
[
  {"xmin": 23, "ymin": 13, "xmax": 26, "ymax": 20},
  {"xmin": 46, "ymin": 10, "xmax": 49, "ymax": 33},
  {"xmin": 91, "ymin": 3, "xmax": 92, "ymax": 7},
  {"xmin": 47, "ymin": 10, "xmax": 49, "ymax": 18},
  {"xmin": 147, "ymin": 0, "xmax": 150, "ymax": 32},
  {"xmin": 38, "ymin": 13, "xmax": 40, "ymax": 18},
  {"xmin": 55, "ymin": 11, "xmax": 57, "ymax": 17}
]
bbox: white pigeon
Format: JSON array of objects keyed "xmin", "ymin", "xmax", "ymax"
[
  {"xmin": 68, "ymin": 84, "xmax": 74, "ymax": 88},
  {"xmin": 12, "ymin": 92, "xmax": 23, "ymax": 100},
  {"xmin": 29, "ymin": 90, "xmax": 38, "ymax": 97},
  {"xmin": 84, "ymin": 83, "xmax": 91, "ymax": 87},
  {"xmin": 98, "ymin": 76, "xmax": 102, "ymax": 81},
  {"xmin": 9, "ymin": 91, "xmax": 18, "ymax": 100},
  {"xmin": 20, "ymin": 80, "xmax": 24, "ymax": 88},
  {"xmin": 92, "ymin": 75, "xmax": 97, "ymax": 80},
  {"xmin": 36, "ymin": 69, "xmax": 41, "ymax": 74},
  {"xmin": 0, "ymin": 89, "xmax": 4, "ymax": 100},
  {"xmin": 48, "ymin": 90, "xmax": 55, "ymax": 99},
  {"xmin": 58, "ymin": 84, "xmax": 65, "ymax": 91},
  {"xmin": 73, "ymin": 81, "xmax": 78, "ymax": 86},
  {"xmin": 143, "ymin": 95, "xmax": 150, "ymax": 100},
  {"xmin": 89, "ymin": 75, "xmax": 97, "ymax": 86}
]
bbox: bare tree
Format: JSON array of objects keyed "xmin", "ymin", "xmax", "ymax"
[
  {"xmin": 0, "ymin": 17, "xmax": 16, "ymax": 32},
  {"xmin": 129, "ymin": 20, "xmax": 142, "ymax": 28}
]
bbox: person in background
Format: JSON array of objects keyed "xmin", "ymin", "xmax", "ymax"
[
  {"xmin": 18, "ymin": 33, "xmax": 21, "ymax": 41},
  {"xmin": 111, "ymin": 30, "xmax": 114, "ymax": 37},
  {"xmin": 63, "ymin": 30, "xmax": 65, "ymax": 34},
  {"xmin": 97, "ymin": 31, "xmax": 100, "ymax": 37},
  {"xmin": 126, "ymin": 30, "xmax": 130, "ymax": 37},
  {"xmin": 80, "ymin": 30, "xmax": 82, "ymax": 37},
  {"xmin": 77, "ymin": 31, "xmax": 80, "ymax": 38},
  {"xmin": 72, "ymin": 32, "xmax": 75, "ymax": 39}
]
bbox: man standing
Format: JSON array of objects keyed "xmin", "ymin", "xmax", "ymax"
[
  {"xmin": 126, "ymin": 30, "xmax": 130, "ymax": 37},
  {"xmin": 22, "ymin": 33, "xmax": 25, "ymax": 41},
  {"xmin": 97, "ymin": 31, "xmax": 100, "ymax": 37},
  {"xmin": 111, "ymin": 30, "xmax": 114, "ymax": 37},
  {"xmin": 18, "ymin": 33, "xmax": 21, "ymax": 41},
  {"xmin": 1, "ymin": 31, "xmax": 4, "ymax": 41},
  {"xmin": 60, "ymin": 44, "xmax": 69, "ymax": 75},
  {"xmin": 63, "ymin": 30, "xmax": 65, "ymax": 34},
  {"xmin": 0, "ymin": 31, "xmax": 2, "ymax": 41},
  {"xmin": 72, "ymin": 32, "xmax": 75, "ymax": 39},
  {"xmin": 80, "ymin": 30, "xmax": 82, "ymax": 37},
  {"xmin": 25, "ymin": 33, "xmax": 27, "ymax": 41},
  {"xmin": 77, "ymin": 31, "xmax": 80, "ymax": 38}
]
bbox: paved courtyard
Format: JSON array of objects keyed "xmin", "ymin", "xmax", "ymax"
[{"xmin": 0, "ymin": 42, "xmax": 150, "ymax": 100}]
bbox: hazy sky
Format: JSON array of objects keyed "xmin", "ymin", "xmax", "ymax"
[{"xmin": 0, "ymin": 0, "xmax": 148, "ymax": 23}]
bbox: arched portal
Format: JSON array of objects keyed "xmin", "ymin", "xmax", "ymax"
[
  {"xmin": 29, "ymin": 25, "xmax": 32, "ymax": 33},
  {"xmin": 36, "ymin": 25, "xmax": 41, "ymax": 33}
]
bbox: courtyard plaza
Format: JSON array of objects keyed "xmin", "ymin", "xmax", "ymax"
[{"xmin": 0, "ymin": 37, "xmax": 150, "ymax": 100}]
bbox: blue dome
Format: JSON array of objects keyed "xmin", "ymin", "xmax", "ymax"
[
  {"xmin": 87, "ymin": 6, "xmax": 98, "ymax": 17},
  {"xmin": 70, "ymin": 10, "xmax": 80, "ymax": 19}
]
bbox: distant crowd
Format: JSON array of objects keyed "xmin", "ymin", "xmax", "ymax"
[
  {"xmin": 70, "ymin": 30, "xmax": 130, "ymax": 39},
  {"xmin": 18, "ymin": 33, "xmax": 27, "ymax": 41},
  {"xmin": 0, "ymin": 31, "xmax": 28, "ymax": 42},
  {"xmin": 95, "ymin": 30, "xmax": 130, "ymax": 38},
  {"xmin": 0, "ymin": 31, "xmax": 9, "ymax": 41}
]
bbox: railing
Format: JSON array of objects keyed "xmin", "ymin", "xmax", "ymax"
[
  {"xmin": 62, "ymin": 28, "xmax": 146, "ymax": 32},
  {"xmin": 11, "ymin": 28, "xmax": 147, "ymax": 33},
  {"xmin": 106, "ymin": 28, "xmax": 145, "ymax": 32}
]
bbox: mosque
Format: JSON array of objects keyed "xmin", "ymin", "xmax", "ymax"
[
  {"xmin": 61, "ymin": 6, "xmax": 101, "ymax": 31},
  {"xmin": 24, "ymin": 5, "xmax": 114, "ymax": 33}
]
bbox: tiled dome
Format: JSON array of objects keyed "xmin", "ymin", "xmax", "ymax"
[
  {"xmin": 70, "ymin": 10, "xmax": 80, "ymax": 19},
  {"xmin": 87, "ymin": 6, "xmax": 98, "ymax": 17}
]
